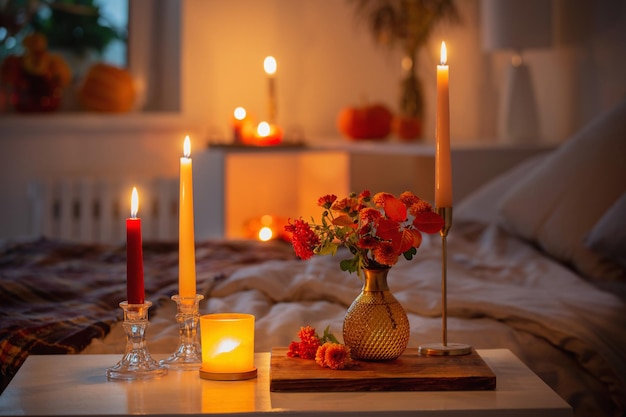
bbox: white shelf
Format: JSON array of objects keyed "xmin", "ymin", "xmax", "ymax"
[{"xmin": 193, "ymin": 142, "xmax": 554, "ymax": 239}]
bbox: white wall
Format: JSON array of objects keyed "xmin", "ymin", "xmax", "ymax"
[{"xmin": 1, "ymin": 0, "xmax": 625, "ymax": 240}]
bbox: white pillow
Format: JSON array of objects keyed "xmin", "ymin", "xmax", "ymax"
[
  {"xmin": 498, "ymin": 98, "xmax": 626, "ymax": 281},
  {"xmin": 585, "ymin": 193, "xmax": 626, "ymax": 270},
  {"xmin": 456, "ymin": 154, "xmax": 548, "ymax": 224}
]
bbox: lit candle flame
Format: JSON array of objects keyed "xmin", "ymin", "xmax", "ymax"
[
  {"xmin": 183, "ymin": 135, "xmax": 191, "ymax": 158},
  {"xmin": 234, "ymin": 107, "xmax": 246, "ymax": 121},
  {"xmin": 257, "ymin": 121, "xmax": 271, "ymax": 137},
  {"xmin": 130, "ymin": 187, "xmax": 139, "ymax": 219},
  {"xmin": 258, "ymin": 226, "xmax": 273, "ymax": 241},
  {"xmin": 440, "ymin": 41, "xmax": 447, "ymax": 66},
  {"xmin": 263, "ymin": 56, "xmax": 277, "ymax": 75}
]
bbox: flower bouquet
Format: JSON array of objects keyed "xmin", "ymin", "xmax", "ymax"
[
  {"xmin": 285, "ymin": 190, "xmax": 444, "ymax": 275},
  {"xmin": 285, "ymin": 190, "xmax": 444, "ymax": 361}
]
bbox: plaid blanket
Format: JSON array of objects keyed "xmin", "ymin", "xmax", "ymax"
[{"xmin": 0, "ymin": 237, "xmax": 295, "ymax": 391}]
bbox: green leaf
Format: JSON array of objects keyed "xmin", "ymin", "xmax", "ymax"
[
  {"xmin": 317, "ymin": 242, "xmax": 339, "ymax": 256},
  {"xmin": 322, "ymin": 325, "xmax": 340, "ymax": 344},
  {"xmin": 340, "ymin": 258, "xmax": 358, "ymax": 273},
  {"xmin": 403, "ymin": 246, "xmax": 417, "ymax": 260}
]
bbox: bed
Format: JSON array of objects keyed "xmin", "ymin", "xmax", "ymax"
[{"xmin": 1, "ymin": 98, "xmax": 625, "ymax": 417}]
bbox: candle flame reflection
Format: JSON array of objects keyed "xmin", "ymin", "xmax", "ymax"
[
  {"xmin": 440, "ymin": 41, "xmax": 447, "ymax": 66},
  {"xmin": 183, "ymin": 135, "xmax": 191, "ymax": 158},
  {"xmin": 130, "ymin": 187, "xmax": 139, "ymax": 218}
]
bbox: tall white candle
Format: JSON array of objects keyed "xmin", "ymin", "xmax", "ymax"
[
  {"xmin": 179, "ymin": 135, "xmax": 196, "ymax": 298},
  {"xmin": 435, "ymin": 41, "xmax": 452, "ymax": 208}
]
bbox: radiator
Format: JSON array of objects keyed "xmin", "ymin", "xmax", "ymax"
[{"xmin": 28, "ymin": 177, "xmax": 179, "ymax": 244}]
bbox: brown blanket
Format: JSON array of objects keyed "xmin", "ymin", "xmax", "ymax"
[{"xmin": 0, "ymin": 237, "xmax": 295, "ymax": 391}]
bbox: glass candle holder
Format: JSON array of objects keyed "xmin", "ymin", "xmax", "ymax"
[
  {"xmin": 199, "ymin": 313, "xmax": 257, "ymax": 380},
  {"xmin": 161, "ymin": 294, "xmax": 204, "ymax": 370},
  {"xmin": 106, "ymin": 301, "xmax": 167, "ymax": 380}
]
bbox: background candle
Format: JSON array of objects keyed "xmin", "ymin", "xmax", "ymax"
[
  {"xmin": 233, "ymin": 106, "xmax": 247, "ymax": 143},
  {"xmin": 435, "ymin": 41, "xmax": 453, "ymax": 208},
  {"xmin": 179, "ymin": 136, "xmax": 197, "ymax": 298},
  {"xmin": 263, "ymin": 56, "xmax": 277, "ymax": 123},
  {"xmin": 126, "ymin": 187, "xmax": 145, "ymax": 304}
]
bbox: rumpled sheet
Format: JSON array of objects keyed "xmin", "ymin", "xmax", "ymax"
[{"xmin": 83, "ymin": 221, "xmax": 626, "ymax": 417}]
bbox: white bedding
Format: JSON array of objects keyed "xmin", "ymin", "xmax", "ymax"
[{"xmin": 84, "ymin": 218, "xmax": 626, "ymax": 417}]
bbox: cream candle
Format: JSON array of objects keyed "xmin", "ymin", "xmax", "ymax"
[
  {"xmin": 263, "ymin": 56, "xmax": 277, "ymax": 123},
  {"xmin": 179, "ymin": 136, "xmax": 197, "ymax": 298},
  {"xmin": 126, "ymin": 187, "xmax": 145, "ymax": 304},
  {"xmin": 435, "ymin": 41, "xmax": 452, "ymax": 208}
]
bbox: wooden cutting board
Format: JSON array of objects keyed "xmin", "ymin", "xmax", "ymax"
[{"xmin": 270, "ymin": 347, "xmax": 496, "ymax": 392}]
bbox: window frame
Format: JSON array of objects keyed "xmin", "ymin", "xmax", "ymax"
[{"xmin": 0, "ymin": 0, "xmax": 182, "ymax": 135}]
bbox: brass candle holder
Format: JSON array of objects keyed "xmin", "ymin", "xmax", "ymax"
[{"xmin": 418, "ymin": 207, "xmax": 472, "ymax": 356}]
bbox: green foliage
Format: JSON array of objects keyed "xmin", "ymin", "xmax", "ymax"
[{"xmin": 30, "ymin": 0, "xmax": 124, "ymax": 57}]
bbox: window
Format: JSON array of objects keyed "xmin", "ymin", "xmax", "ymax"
[{"xmin": 0, "ymin": 0, "xmax": 180, "ymax": 114}]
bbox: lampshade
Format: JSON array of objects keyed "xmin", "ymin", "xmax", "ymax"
[
  {"xmin": 481, "ymin": 0, "xmax": 553, "ymax": 51},
  {"xmin": 481, "ymin": 0, "xmax": 554, "ymax": 143}
]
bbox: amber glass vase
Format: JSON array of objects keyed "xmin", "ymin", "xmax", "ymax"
[{"xmin": 343, "ymin": 267, "xmax": 410, "ymax": 361}]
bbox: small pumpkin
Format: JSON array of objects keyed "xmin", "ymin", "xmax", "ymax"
[
  {"xmin": 337, "ymin": 103, "xmax": 393, "ymax": 140},
  {"xmin": 392, "ymin": 115, "xmax": 422, "ymax": 141},
  {"xmin": 77, "ymin": 63, "xmax": 136, "ymax": 112}
]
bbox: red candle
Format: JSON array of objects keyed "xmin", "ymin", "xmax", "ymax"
[{"xmin": 126, "ymin": 187, "xmax": 145, "ymax": 304}]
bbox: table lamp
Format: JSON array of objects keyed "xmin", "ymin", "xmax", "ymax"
[{"xmin": 481, "ymin": 0, "xmax": 553, "ymax": 143}]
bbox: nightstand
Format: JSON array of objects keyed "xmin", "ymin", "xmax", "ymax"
[{"xmin": 0, "ymin": 349, "xmax": 571, "ymax": 416}]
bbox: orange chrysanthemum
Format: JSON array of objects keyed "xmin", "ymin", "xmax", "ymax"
[
  {"xmin": 372, "ymin": 241, "xmax": 400, "ymax": 266},
  {"xmin": 316, "ymin": 342, "xmax": 354, "ymax": 370}
]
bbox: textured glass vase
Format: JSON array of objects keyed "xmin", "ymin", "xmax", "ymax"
[{"xmin": 343, "ymin": 267, "xmax": 410, "ymax": 361}]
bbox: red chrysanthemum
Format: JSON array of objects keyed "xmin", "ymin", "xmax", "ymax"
[
  {"xmin": 358, "ymin": 190, "xmax": 371, "ymax": 201},
  {"xmin": 357, "ymin": 235, "xmax": 377, "ymax": 249},
  {"xmin": 296, "ymin": 325, "xmax": 321, "ymax": 359},
  {"xmin": 285, "ymin": 218, "xmax": 320, "ymax": 260},
  {"xmin": 317, "ymin": 194, "xmax": 337, "ymax": 209},
  {"xmin": 287, "ymin": 341, "xmax": 300, "ymax": 357},
  {"xmin": 359, "ymin": 207, "xmax": 382, "ymax": 225}
]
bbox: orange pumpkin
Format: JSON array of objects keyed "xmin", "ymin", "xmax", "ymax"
[
  {"xmin": 77, "ymin": 63, "xmax": 136, "ymax": 112},
  {"xmin": 392, "ymin": 115, "xmax": 423, "ymax": 141},
  {"xmin": 337, "ymin": 103, "xmax": 393, "ymax": 140}
]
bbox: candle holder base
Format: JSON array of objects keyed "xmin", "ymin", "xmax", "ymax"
[
  {"xmin": 161, "ymin": 294, "xmax": 204, "ymax": 370},
  {"xmin": 418, "ymin": 342, "xmax": 472, "ymax": 356},
  {"xmin": 106, "ymin": 301, "xmax": 167, "ymax": 380},
  {"xmin": 199, "ymin": 368, "xmax": 258, "ymax": 381}
]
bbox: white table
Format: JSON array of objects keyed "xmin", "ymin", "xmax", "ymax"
[{"xmin": 0, "ymin": 349, "xmax": 571, "ymax": 416}]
